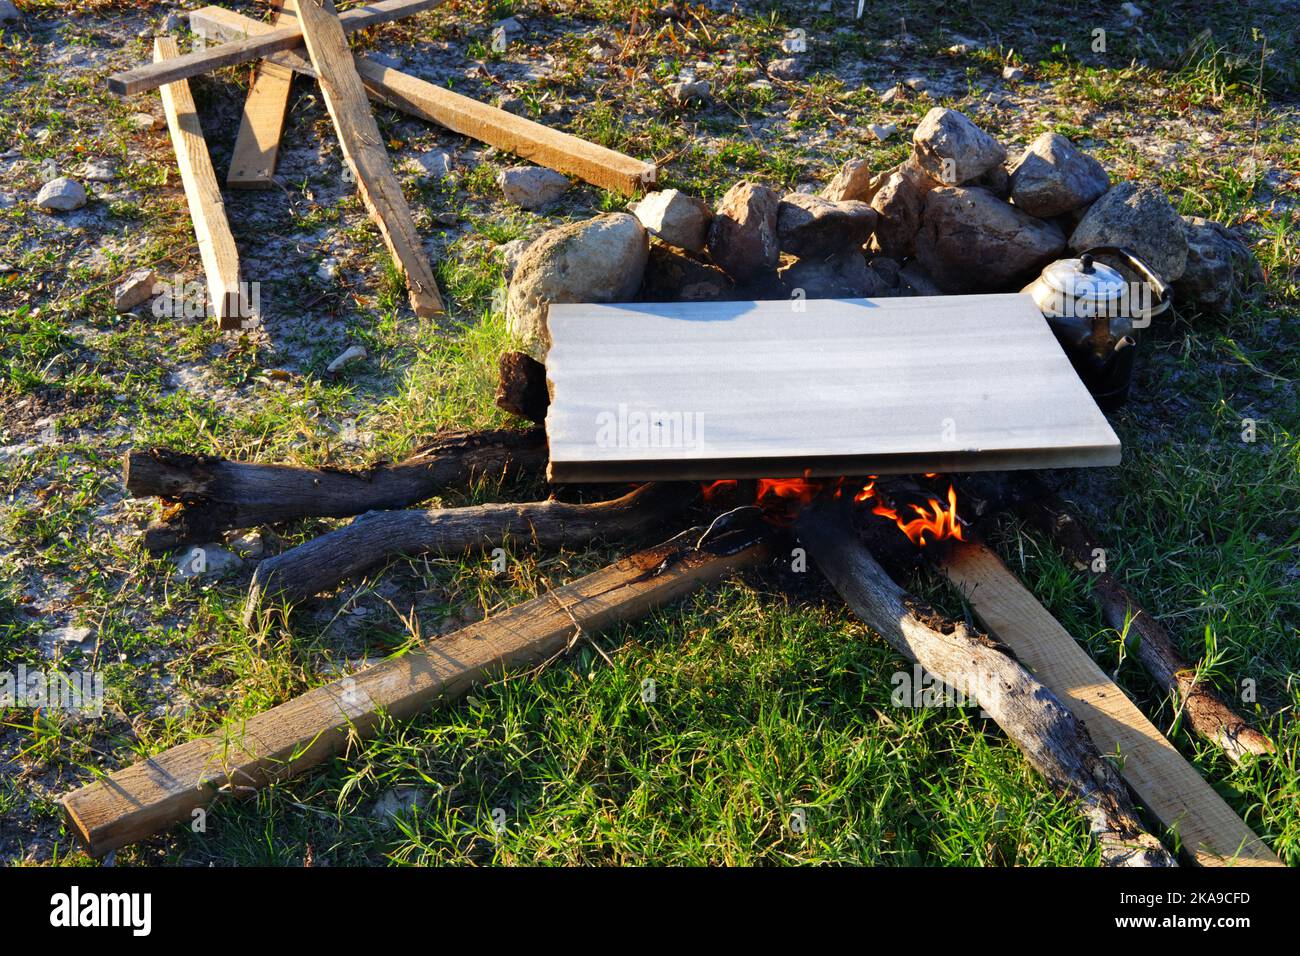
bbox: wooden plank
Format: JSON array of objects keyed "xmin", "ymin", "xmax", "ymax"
[
  {"xmin": 155, "ymin": 36, "xmax": 245, "ymax": 331},
  {"xmin": 226, "ymin": 0, "xmax": 297, "ymax": 189},
  {"xmin": 294, "ymin": 0, "xmax": 443, "ymax": 317},
  {"xmin": 936, "ymin": 538, "xmax": 1281, "ymax": 867},
  {"xmin": 109, "ymin": 0, "xmax": 445, "ymax": 96},
  {"xmin": 61, "ymin": 537, "xmax": 767, "ymax": 857},
  {"xmin": 191, "ymin": 5, "xmax": 657, "ymax": 194},
  {"xmin": 544, "ymin": 295, "xmax": 1122, "ymax": 482}
]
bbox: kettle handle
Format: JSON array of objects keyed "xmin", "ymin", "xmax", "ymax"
[{"xmin": 1081, "ymin": 245, "xmax": 1171, "ymax": 322}]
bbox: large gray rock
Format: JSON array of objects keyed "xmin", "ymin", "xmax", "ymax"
[
  {"xmin": 497, "ymin": 165, "xmax": 570, "ymax": 209},
  {"xmin": 1172, "ymin": 216, "xmax": 1262, "ymax": 315},
  {"xmin": 634, "ymin": 189, "xmax": 712, "ymax": 253},
  {"xmin": 912, "ymin": 108, "xmax": 1007, "ymax": 185},
  {"xmin": 706, "ymin": 181, "xmax": 781, "ymax": 284},
  {"xmin": 1009, "ymin": 132, "xmax": 1109, "ymax": 218},
  {"xmin": 35, "ymin": 177, "xmax": 87, "ymax": 212},
  {"xmin": 776, "ymin": 193, "xmax": 876, "ymax": 258},
  {"xmin": 915, "ymin": 186, "xmax": 1066, "ymax": 292},
  {"xmin": 868, "ymin": 157, "xmax": 936, "ymax": 260},
  {"xmin": 507, "ymin": 213, "xmax": 649, "ymax": 358},
  {"xmin": 1068, "ymin": 181, "xmax": 1188, "ymax": 282},
  {"xmin": 0, "ymin": 0, "xmax": 21, "ymax": 22},
  {"xmin": 779, "ymin": 251, "xmax": 894, "ymax": 299}
]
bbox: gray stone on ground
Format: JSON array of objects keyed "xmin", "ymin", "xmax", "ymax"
[
  {"xmin": 80, "ymin": 159, "xmax": 116, "ymax": 183},
  {"xmin": 915, "ymin": 186, "xmax": 1066, "ymax": 292},
  {"xmin": 0, "ymin": 0, "xmax": 20, "ymax": 22},
  {"xmin": 497, "ymin": 165, "xmax": 570, "ymax": 209},
  {"xmin": 35, "ymin": 177, "xmax": 87, "ymax": 212},
  {"xmin": 129, "ymin": 112, "xmax": 164, "ymax": 131},
  {"xmin": 113, "ymin": 268, "xmax": 159, "ymax": 313},
  {"xmin": 868, "ymin": 123, "xmax": 896, "ymax": 142},
  {"xmin": 173, "ymin": 543, "xmax": 243, "ymax": 580},
  {"xmin": 668, "ymin": 80, "xmax": 710, "ymax": 103},
  {"xmin": 413, "ymin": 151, "xmax": 452, "ymax": 178},
  {"xmin": 1068, "ymin": 181, "xmax": 1188, "ymax": 282},
  {"xmin": 1002, "ymin": 65, "xmax": 1025, "ymax": 82},
  {"xmin": 779, "ymin": 251, "xmax": 894, "ymax": 299},
  {"xmin": 371, "ymin": 788, "xmax": 430, "ymax": 825},
  {"xmin": 706, "ymin": 181, "xmax": 781, "ymax": 284},
  {"xmin": 776, "ymin": 193, "xmax": 876, "ymax": 258},
  {"xmin": 1009, "ymin": 132, "xmax": 1109, "ymax": 218},
  {"xmin": 768, "ymin": 57, "xmax": 804, "ymax": 80},
  {"xmin": 912, "ymin": 107, "xmax": 1007, "ymax": 185},
  {"xmin": 868, "ymin": 157, "xmax": 936, "ymax": 260},
  {"xmin": 507, "ymin": 213, "xmax": 649, "ymax": 358},
  {"xmin": 1172, "ymin": 216, "xmax": 1262, "ymax": 315},
  {"xmin": 634, "ymin": 189, "xmax": 712, "ymax": 253}
]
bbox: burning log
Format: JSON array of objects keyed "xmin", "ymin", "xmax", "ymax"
[
  {"xmin": 1020, "ymin": 495, "xmax": 1274, "ymax": 764},
  {"xmin": 63, "ymin": 532, "xmax": 769, "ymax": 857},
  {"xmin": 125, "ymin": 428, "xmax": 547, "ymax": 553},
  {"xmin": 797, "ymin": 502, "xmax": 1176, "ymax": 867},
  {"xmin": 495, "ymin": 351, "xmax": 550, "ymax": 425},
  {"xmin": 244, "ymin": 481, "xmax": 695, "ymax": 624}
]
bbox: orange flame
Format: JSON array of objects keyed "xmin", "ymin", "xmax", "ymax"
[{"xmin": 698, "ymin": 474, "xmax": 963, "ymax": 546}]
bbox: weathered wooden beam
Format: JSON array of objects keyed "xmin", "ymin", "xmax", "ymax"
[
  {"xmin": 226, "ymin": 0, "xmax": 297, "ymax": 189},
  {"xmin": 797, "ymin": 504, "xmax": 1176, "ymax": 867},
  {"xmin": 294, "ymin": 0, "xmax": 443, "ymax": 316},
  {"xmin": 1020, "ymin": 496, "xmax": 1275, "ymax": 765},
  {"xmin": 155, "ymin": 36, "xmax": 246, "ymax": 330},
  {"xmin": 62, "ymin": 535, "xmax": 768, "ymax": 857},
  {"xmin": 108, "ymin": 0, "xmax": 445, "ymax": 96},
  {"xmin": 244, "ymin": 481, "xmax": 696, "ymax": 622},
  {"xmin": 935, "ymin": 536, "xmax": 1282, "ymax": 867},
  {"xmin": 190, "ymin": 6, "xmax": 658, "ymax": 195},
  {"xmin": 125, "ymin": 428, "xmax": 548, "ymax": 553}
]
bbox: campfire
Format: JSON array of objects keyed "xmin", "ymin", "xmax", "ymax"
[{"xmin": 704, "ymin": 473, "xmax": 965, "ymax": 548}]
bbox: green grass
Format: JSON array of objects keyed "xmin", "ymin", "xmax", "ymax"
[{"xmin": 0, "ymin": 0, "xmax": 1297, "ymax": 867}]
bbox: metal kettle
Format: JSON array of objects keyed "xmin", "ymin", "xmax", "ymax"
[{"xmin": 1021, "ymin": 246, "xmax": 1170, "ymax": 411}]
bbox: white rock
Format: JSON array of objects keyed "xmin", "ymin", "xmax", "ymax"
[
  {"xmin": 497, "ymin": 165, "xmax": 570, "ymax": 209},
  {"xmin": 50, "ymin": 626, "xmax": 94, "ymax": 646},
  {"xmin": 667, "ymin": 79, "xmax": 710, "ymax": 103},
  {"xmin": 161, "ymin": 12, "xmax": 184, "ymax": 32},
  {"xmin": 174, "ymin": 544, "xmax": 242, "ymax": 580},
  {"xmin": 413, "ymin": 150, "xmax": 451, "ymax": 178},
  {"xmin": 880, "ymin": 85, "xmax": 904, "ymax": 104},
  {"xmin": 326, "ymin": 344, "xmax": 367, "ymax": 373},
  {"xmin": 114, "ymin": 268, "xmax": 159, "ymax": 312},
  {"xmin": 35, "ymin": 178, "xmax": 87, "ymax": 212},
  {"xmin": 633, "ymin": 189, "xmax": 713, "ymax": 253},
  {"xmin": 904, "ymin": 76, "xmax": 928, "ymax": 91},
  {"xmin": 1002, "ymin": 65, "xmax": 1025, "ymax": 82},
  {"xmin": 128, "ymin": 112, "xmax": 164, "ymax": 131},
  {"xmin": 868, "ymin": 123, "xmax": 896, "ymax": 142},
  {"xmin": 315, "ymin": 258, "xmax": 338, "ymax": 282},
  {"xmin": 371, "ymin": 788, "xmax": 430, "ymax": 825},
  {"xmin": 81, "ymin": 158, "xmax": 116, "ymax": 182}
]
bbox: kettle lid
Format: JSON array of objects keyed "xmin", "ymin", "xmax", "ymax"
[{"xmin": 1041, "ymin": 252, "xmax": 1127, "ymax": 302}]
